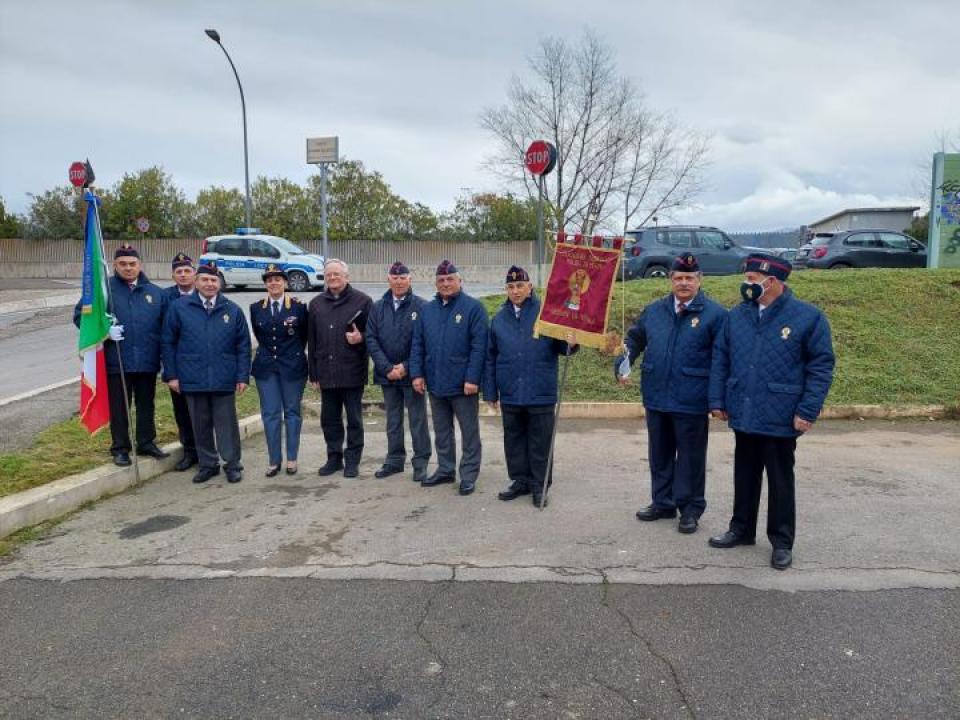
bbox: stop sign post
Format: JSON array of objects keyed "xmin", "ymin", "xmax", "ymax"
[{"xmin": 525, "ymin": 140, "xmax": 557, "ymax": 286}]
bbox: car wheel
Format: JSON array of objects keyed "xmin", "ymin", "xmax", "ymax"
[
  {"xmin": 829, "ymin": 262, "xmax": 851, "ymax": 270},
  {"xmin": 643, "ymin": 264, "xmax": 669, "ymax": 279},
  {"xmin": 287, "ymin": 270, "xmax": 309, "ymax": 292},
  {"xmin": 217, "ymin": 272, "xmax": 228, "ymax": 289}
]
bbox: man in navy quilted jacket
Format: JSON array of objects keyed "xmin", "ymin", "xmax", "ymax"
[
  {"xmin": 410, "ymin": 260, "xmax": 488, "ymax": 496},
  {"xmin": 707, "ymin": 253, "xmax": 834, "ymax": 570},
  {"xmin": 615, "ymin": 254, "xmax": 727, "ymax": 534},
  {"xmin": 483, "ymin": 266, "xmax": 576, "ymax": 509},
  {"xmin": 162, "ymin": 262, "xmax": 252, "ymax": 485}
]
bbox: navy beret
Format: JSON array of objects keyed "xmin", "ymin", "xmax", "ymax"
[
  {"xmin": 196, "ymin": 262, "xmax": 219, "ymax": 276},
  {"xmin": 745, "ymin": 253, "xmax": 792, "ymax": 281},
  {"xmin": 672, "ymin": 253, "xmax": 700, "ymax": 273},
  {"xmin": 436, "ymin": 259, "xmax": 458, "ymax": 276},
  {"xmin": 505, "ymin": 265, "xmax": 530, "ymax": 283},
  {"xmin": 389, "ymin": 261, "xmax": 410, "ymax": 275},
  {"xmin": 171, "ymin": 252, "xmax": 193, "ymax": 269},
  {"xmin": 114, "ymin": 243, "xmax": 139, "ymax": 259}
]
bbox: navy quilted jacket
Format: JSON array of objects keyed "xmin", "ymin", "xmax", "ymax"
[
  {"xmin": 709, "ymin": 288, "xmax": 835, "ymax": 437},
  {"xmin": 615, "ymin": 290, "xmax": 727, "ymax": 414},
  {"xmin": 161, "ymin": 293, "xmax": 251, "ymax": 392},
  {"xmin": 409, "ymin": 290, "xmax": 488, "ymax": 397},
  {"xmin": 365, "ymin": 289, "xmax": 426, "ymax": 386},
  {"xmin": 483, "ymin": 294, "xmax": 575, "ymax": 407},
  {"xmin": 73, "ymin": 272, "xmax": 168, "ymax": 375}
]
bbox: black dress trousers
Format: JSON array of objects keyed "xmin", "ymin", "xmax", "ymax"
[{"xmin": 729, "ymin": 431, "xmax": 798, "ymax": 550}]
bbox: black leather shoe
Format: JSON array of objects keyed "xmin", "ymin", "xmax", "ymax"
[
  {"xmin": 708, "ymin": 530, "xmax": 756, "ymax": 548},
  {"xmin": 113, "ymin": 452, "xmax": 132, "ymax": 467},
  {"xmin": 771, "ymin": 548, "xmax": 793, "ymax": 570},
  {"xmin": 264, "ymin": 466, "xmax": 280, "ymax": 478},
  {"xmin": 635, "ymin": 505, "xmax": 677, "ymax": 521},
  {"xmin": 458, "ymin": 480, "xmax": 476, "ymax": 496},
  {"xmin": 532, "ymin": 491, "xmax": 548, "ymax": 508},
  {"xmin": 412, "ymin": 469, "xmax": 428, "ymax": 483},
  {"xmin": 343, "ymin": 465, "xmax": 359, "ymax": 479},
  {"xmin": 678, "ymin": 516, "xmax": 698, "ymax": 534},
  {"xmin": 318, "ymin": 457, "xmax": 344, "ymax": 476},
  {"xmin": 498, "ymin": 484, "xmax": 531, "ymax": 501},
  {"xmin": 192, "ymin": 467, "xmax": 220, "ymax": 484},
  {"xmin": 174, "ymin": 454, "xmax": 197, "ymax": 472},
  {"xmin": 374, "ymin": 465, "xmax": 403, "ymax": 479},
  {"xmin": 285, "ymin": 465, "xmax": 298, "ymax": 476},
  {"xmin": 137, "ymin": 443, "xmax": 170, "ymax": 459},
  {"xmin": 226, "ymin": 469, "xmax": 242, "ymax": 484},
  {"xmin": 421, "ymin": 473, "xmax": 455, "ymax": 487}
]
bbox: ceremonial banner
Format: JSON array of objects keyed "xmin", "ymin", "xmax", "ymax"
[
  {"xmin": 77, "ymin": 191, "xmax": 111, "ymax": 434},
  {"xmin": 535, "ymin": 233, "xmax": 622, "ymax": 349}
]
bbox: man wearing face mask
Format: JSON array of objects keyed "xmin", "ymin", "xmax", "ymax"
[{"xmin": 708, "ymin": 253, "xmax": 834, "ymax": 570}]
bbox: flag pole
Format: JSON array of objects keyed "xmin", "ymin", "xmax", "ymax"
[
  {"xmin": 538, "ymin": 341, "xmax": 572, "ymax": 511},
  {"xmin": 92, "ymin": 190, "xmax": 141, "ymax": 485}
]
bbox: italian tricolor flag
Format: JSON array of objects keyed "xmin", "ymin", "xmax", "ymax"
[{"xmin": 77, "ymin": 191, "xmax": 111, "ymax": 434}]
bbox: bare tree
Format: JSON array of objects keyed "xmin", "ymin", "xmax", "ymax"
[{"xmin": 480, "ymin": 30, "xmax": 709, "ymax": 236}]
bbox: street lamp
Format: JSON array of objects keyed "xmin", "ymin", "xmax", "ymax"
[{"xmin": 204, "ymin": 29, "xmax": 252, "ymax": 229}]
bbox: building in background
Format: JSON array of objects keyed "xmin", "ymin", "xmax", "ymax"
[{"xmin": 807, "ymin": 207, "xmax": 920, "ymax": 236}]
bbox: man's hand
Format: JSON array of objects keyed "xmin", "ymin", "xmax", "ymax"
[
  {"xmin": 711, "ymin": 409, "xmax": 728, "ymax": 421},
  {"xmin": 386, "ymin": 368, "xmax": 401, "ymax": 381},
  {"xmin": 345, "ymin": 324, "xmax": 363, "ymax": 345},
  {"xmin": 794, "ymin": 415, "xmax": 813, "ymax": 433},
  {"xmin": 464, "ymin": 382, "xmax": 479, "ymax": 396},
  {"xmin": 168, "ymin": 379, "xmax": 180, "ymax": 393},
  {"xmin": 108, "ymin": 324, "xmax": 125, "ymax": 342},
  {"xmin": 412, "ymin": 378, "xmax": 425, "ymax": 394},
  {"xmin": 617, "ymin": 375, "xmax": 631, "ymax": 387},
  {"xmin": 236, "ymin": 382, "xmax": 248, "ymax": 394},
  {"xmin": 310, "ymin": 381, "xmax": 321, "ymax": 390},
  {"xmin": 487, "ymin": 400, "xmax": 499, "ymax": 411},
  {"xmin": 393, "ymin": 364, "xmax": 406, "ymax": 379}
]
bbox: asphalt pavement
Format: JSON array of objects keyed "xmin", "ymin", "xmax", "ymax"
[{"xmin": 1, "ymin": 417, "xmax": 958, "ymax": 718}]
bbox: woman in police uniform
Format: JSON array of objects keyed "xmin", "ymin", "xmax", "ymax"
[{"xmin": 250, "ymin": 265, "xmax": 309, "ymax": 476}]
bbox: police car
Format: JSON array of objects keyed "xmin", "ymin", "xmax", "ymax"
[{"xmin": 199, "ymin": 229, "xmax": 325, "ymax": 292}]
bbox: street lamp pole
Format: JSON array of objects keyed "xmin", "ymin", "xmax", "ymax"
[{"xmin": 205, "ymin": 29, "xmax": 252, "ymax": 229}]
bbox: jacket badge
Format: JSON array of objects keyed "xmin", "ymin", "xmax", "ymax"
[
  {"xmin": 781, "ymin": 326, "xmax": 791, "ymax": 340},
  {"xmin": 455, "ymin": 313, "xmax": 462, "ymax": 324},
  {"xmin": 411, "ymin": 311, "xmax": 417, "ymax": 320},
  {"xmin": 145, "ymin": 294, "xmax": 153, "ymax": 304},
  {"xmin": 690, "ymin": 317, "xmax": 699, "ymax": 328},
  {"xmin": 223, "ymin": 313, "xmax": 231, "ymax": 324}
]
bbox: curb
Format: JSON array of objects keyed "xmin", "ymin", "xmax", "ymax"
[
  {"xmin": 0, "ymin": 401, "xmax": 953, "ymax": 540},
  {"xmin": 0, "ymin": 415, "xmax": 263, "ymax": 539},
  {"xmin": 0, "ymin": 292, "xmax": 78, "ymax": 316}
]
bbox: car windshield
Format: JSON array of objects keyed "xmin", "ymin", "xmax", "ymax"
[{"xmin": 268, "ymin": 237, "xmax": 308, "ymax": 255}]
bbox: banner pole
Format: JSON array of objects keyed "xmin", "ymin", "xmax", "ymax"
[
  {"xmin": 539, "ymin": 342, "xmax": 571, "ymax": 510},
  {"xmin": 536, "ymin": 174, "xmax": 544, "ymax": 288}
]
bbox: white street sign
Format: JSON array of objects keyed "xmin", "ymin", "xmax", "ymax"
[{"xmin": 307, "ymin": 136, "xmax": 339, "ymax": 164}]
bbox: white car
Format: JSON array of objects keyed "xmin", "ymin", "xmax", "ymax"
[{"xmin": 199, "ymin": 230, "xmax": 325, "ymax": 292}]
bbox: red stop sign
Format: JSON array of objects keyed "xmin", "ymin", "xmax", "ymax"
[
  {"xmin": 69, "ymin": 161, "xmax": 87, "ymax": 187},
  {"xmin": 525, "ymin": 140, "xmax": 557, "ymax": 176}
]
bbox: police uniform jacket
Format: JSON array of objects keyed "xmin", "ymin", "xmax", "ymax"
[
  {"xmin": 483, "ymin": 294, "xmax": 575, "ymax": 407},
  {"xmin": 708, "ymin": 288, "xmax": 834, "ymax": 438},
  {"xmin": 306, "ymin": 284, "xmax": 373, "ymax": 388},
  {"xmin": 72, "ymin": 272, "xmax": 168, "ymax": 375},
  {"xmin": 366, "ymin": 289, "xmax": 425, "ymax": 386},
  {"xmin": 161, "ymin": 293, "xmax": 252, "ymax": 393},
  {"xmin": 250, "ymin": 295, "xmax": 308, "ymax": 380},
  {"xmin": 616, "ymin": 290, "xmax": 726, "ymax": 415}
]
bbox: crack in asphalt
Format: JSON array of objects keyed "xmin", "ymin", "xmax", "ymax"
[
  {"xmin": 591, "ymin": 675, "xmax": 644, "ymax": 719},
  {"xmin": 600, "ymin": 570, "xmax": 697, "ymax": 720},
  {"xmin": 414, "ymin": 566, "xmax": 456, "ymax": 716}
]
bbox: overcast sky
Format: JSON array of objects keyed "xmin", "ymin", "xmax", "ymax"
[{"xmin": 1, "ymin": 0, "xmax": 956, "ymax": 232}]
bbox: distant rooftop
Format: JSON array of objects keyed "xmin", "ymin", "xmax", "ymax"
[{"xmin": 809, "ymin": 206, "xmax": 921, "ymax": 228}]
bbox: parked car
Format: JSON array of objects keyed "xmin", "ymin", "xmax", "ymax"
[
  {"xmin": 199, "ymin": 229, "xmax": 325, "ymax": 291},
  {"xmin": 621, "ymin": 225, "xmax": 750, "ymax": 279},
  {"xmin": 794, "ymin": 230, "xmax": 926, "ymax": 270}
]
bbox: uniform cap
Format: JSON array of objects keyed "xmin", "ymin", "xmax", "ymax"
[
  {"xmin": 388, "ymin": 261, "xmax": 410, "ymax": 276},
  {"xmin": 436, "ymin": 259, "xmax": 458, "ymax": 276},
  {"xmin": 505, "ymin": 265, "xmax": 530, "ymax": 283},
  {"xmin": 745, "ymin": 253, "xmax": 792, "ymax": 281},
  {"xmin": 114, "ymin": 243, "xmax": 140, "ymax": 259},
  {"xmin": 671, "ymin": 253, "xmax": 700, "ymax": 273},
  {"xmin": 171, "ymin": 252, "xmax": 194, "ymax": 269},
  {"xmin": 261, "ymin": 263, "xmax": 287, "ymax": 281},
  {"xmin": 196, "ymin": 262, "xmax": 219, "ymax": 276}
]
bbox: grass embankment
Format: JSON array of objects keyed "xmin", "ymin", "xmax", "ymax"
[
  {"xmin": 482, "ymin": 267, "xmax": 960, "ymax": 406},
  {"xmin": 2, "ymin": 268, "xmax": 958, "ymax": 501},
  {"xmin": 0, "ymin": 383, "xmax": 261, "ymax": 499}
]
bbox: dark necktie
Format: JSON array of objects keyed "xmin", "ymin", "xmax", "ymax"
[
  {"xmin": 205, "ymin": 300, "xmax": 213, "ymax": 315},
  {"xmin": 677, "ymin": 303, "xmax": 687, "ymax": 317},
  {"xmin": 272, "ymin": 301, "xmax": 280, "ymax": 318}
]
